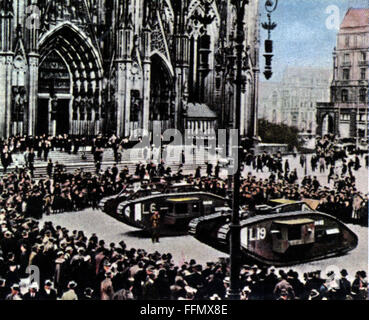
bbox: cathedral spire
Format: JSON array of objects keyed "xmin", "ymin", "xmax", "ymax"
[{"xmin": 0, "ymin": 0, "xmax": 13, "ymax": 52}]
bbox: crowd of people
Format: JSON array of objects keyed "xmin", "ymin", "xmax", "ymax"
[
  {"xmin": 0, "ymin": 217, "xmax": 367, "ymax": 300},
  {"xmin": 0, "ymin": 133, "xmax": 365, "ymax": 225},
  {"xmin": 0, "ymin": 133, "xmax": 136, "ymax": 174},
  {"xmin": 237, "ymin": 135, "xmax": 368, "ymax": 225},
  {"xmin": 0, "ymin": 133, "xmax": 367, "ymax": 300}
]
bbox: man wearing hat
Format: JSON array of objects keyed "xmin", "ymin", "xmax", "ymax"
[
  {"xmin": 142, "ymin": 271, "xmax": 159, "ymax": 300},
  {"xmin": 273, "ymin": 272, "xmax": 295, "ymax": 300},
  {"xmin": 39, "ymin": 280, "xmax": 57, "ymax": 300},
  {"xmin": 336, "ymin": 269, "xmax": 351, "ymax": 300},
  {"xmin": 184, "ymin": 264, "xmax": 205, "ymax": 290},
  {"xmin": 319, "ymin": 271, "xmax": 339, "ymax": 300},
  {"xmin": 352, "ymin": 271, "xmax": 368, "ymax": 300},
  {"xmin": 101, "ymin": 271, "xmax": 114, "ymax": 300},
  {"xmin": 263, "ymin": 266, "xmax": 278, "ymax": 300},
  {"xmin": 61, "ymin": 281, "xmax": 78, "ymax": 300},
  {"xmin": 23, "ymin": 282, "xmax": 40, "ymax": 300},
  {"xmin": 54, "ymin": 251, "xmax": 66, "ymax": 294},
  {"xmin": 5, "ymin": 283, "xmax": 22, "ymax": 300}
]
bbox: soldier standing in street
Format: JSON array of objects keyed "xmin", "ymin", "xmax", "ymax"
[{"xmin": 150, "ymin": 207, "xmax": 160, "ymax": 243}]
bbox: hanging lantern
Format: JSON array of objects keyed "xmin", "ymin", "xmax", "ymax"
[{"xmin": 262, "ymin": 0, "xmax": 278, "ymax": 80}]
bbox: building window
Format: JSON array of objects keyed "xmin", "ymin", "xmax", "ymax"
[
  {"xmin": 359, "ymin": 88, "xmax": 367, "ymax": 103},
  {"xmin": 344, "ymin": 53, "xmax": 350, "ymax": 62},
  {"xmin": 343, "ymin": 69, "xmax": 350, "ymax": 80},
  {"xmin": 345, "ymin": 36, "xmax": 350, "ymax": 47},
  {"xmin": 361, "ymin": 68, "xmax": 366, "ymax": 80},
  {"xmin": 341, "ymin": 89, "xmax": 349, "ymax": 102},
  {"xmin": 361, "ymin": 52, "xmax": 366, "ymax": 61}
]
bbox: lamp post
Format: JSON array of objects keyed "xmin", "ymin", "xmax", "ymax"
[{"xmin": 228, "ymin": 0, "xmax": 278, "ymax": 300}]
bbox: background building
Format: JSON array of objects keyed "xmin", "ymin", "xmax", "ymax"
[
  {"xmin": 0, "ymin": 0, "xmax": 261, "ymax": 139},
  {"xmin": 317, "ymin": 8, "xmax": 369, "ymax": 138},
  {"xmin": 259, "ymin": 67, "xmax": 331, "ymax": 132}
]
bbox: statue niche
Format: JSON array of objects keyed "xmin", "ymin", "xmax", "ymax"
[
  {"xmin": 12, "ymin": 86, "xmax": 27, "ymax": 122},
  {"xmin": 130, "ymin": 90, "xmax": 141, "ymax": 123}
]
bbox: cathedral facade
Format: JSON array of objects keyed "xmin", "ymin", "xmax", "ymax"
[{"xmin": 0, "ymin": 0, "xmax": 261, "ymax": 139}]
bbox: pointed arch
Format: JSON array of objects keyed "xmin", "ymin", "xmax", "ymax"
[
  {"xmin": 149, "ymin": 53, "xmax": 175, "ymax": 130},
  {"xmin": 38, "ymin": 22, "xmax": 103, "ymax": 78},
  {"xmin": 150, "ymin": 50, "xmax": 174, "ymax": 78},
  {"xmin": 187, "ymin": 0, "xmax": 221, "ymax": 28},
  {"xmin": 37, "ymin": 22, "xmax": 104, "ymax": 136}
]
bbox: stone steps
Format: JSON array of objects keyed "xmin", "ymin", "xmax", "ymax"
[{"xmin": 1, "ymin": 148, "xmax": 219, "ymax": 178}]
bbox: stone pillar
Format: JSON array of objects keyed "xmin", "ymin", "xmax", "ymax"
[
  {"xmin": 315, "ymin": 108, "xmax": 323, "ymax": 136},
  {"xmin": 26, "ymin": 0, "xmax": 39, "ymax": 137},
  {"xmin": 27, "ymin": 53, "xmax": 39, "ymax": 136},
  {"xmin": 334, "ymin": 110, "xmax": 340, "ymax": 136},
  {"xmin": 253, "ymin": 69, "xmax": 260, "ymax": 139},
  {"xmin": 174, "ymin": 34, "xmax": 189, "ymax": 132},
  {"xmin": 0, "ymin": 53, "xmax": 13, "ymax": 137},
  {"xmin": 0, "ymin": 7, "xmax": 14, "ymax": 138},
  {"xmin": 116, "ymin": 26, "xmax": 133, "ymax": 137},
  {"xmin": 350, "ymin": 108, "xmax": 357, "ymax": 138},
  {"xmin": 142, "ymin": 26, "xmax": 151, "ymax": 135}
]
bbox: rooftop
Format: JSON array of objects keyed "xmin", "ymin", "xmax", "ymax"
[
  {"xmin": 185, "ymin": 103, "xmax": 217, "ymax": 119},
  {"xmin": 340, "ymin": 8, "xmax": 369, "ymax": 29}
]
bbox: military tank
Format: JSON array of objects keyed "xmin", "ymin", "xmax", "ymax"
[
  {"xmin": 99, "ymin": 182, "xmax": 229, "ymax": 233},
  {"xmin": 188, "ymin": 201, "xmax": 358, "ymax": 266}
]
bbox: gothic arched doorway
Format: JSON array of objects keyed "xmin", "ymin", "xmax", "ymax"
[
  {"xmin": 38, "ymin": 50, "xmax": 71, "ymax": 136},
  {"xmin": 150, "ymin": 54, "xmax": 174, "ymax": 133},
  {"xmin": 37, "ymin": 23, "xmax": 104, "ymax": 136}
]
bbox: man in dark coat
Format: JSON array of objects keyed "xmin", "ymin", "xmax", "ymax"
[
  {"xmin": 204, "ymin": 274, "xmax": 226, "ymax": 299},
  {"xmin": 39, "ymin": 280, "xmax": 57, "ymax": 300},
  {"xmin": 46, "ymin": 159, "xmax": 53, "ymax": 178},
  {"xmin": 336, "ymin": 269, "xmax": 351, "ymax": 300},
  {"xmin": 154, "ymin": 269, "xmax": 171, "ymax": 300},
  {"xmin": 214, "ymin": 162, "xmax": 220, "ymax": 178},
  {"xmin": 206, "ymin": 162, "xmax": 213, "ymax": 176},
  {"xmin": 1, "ymin": 151, "xmax": 11, "ymax": 173},
  {"xmin": 23, "ymin": 283, "xmax": 40, "ymax": 300},
  {"xmin": 195, "ymin": 166, "xmax": 201, "ymax": 179},
  {"xmin": 142, "ymin": 273, "xmax": 159, "ymax": 300},
  {"xmin": 184, "ymin": 264, "xmax": 205, "ymax": 289}
]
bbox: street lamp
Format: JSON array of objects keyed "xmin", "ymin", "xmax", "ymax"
[
  {"xmin": 262, "ymin": 1, "xmax": 278, "ymax": 79},
  {"xmin": 228, "ymin": 0, "xmax": 278, "ymax": 300}
]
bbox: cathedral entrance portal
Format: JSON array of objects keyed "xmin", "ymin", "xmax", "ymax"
[
  {"xmin": 37, "ymin": 23, "xmax": 104, "ymax": 136},
  {"xmin": 38, "ymin": 50, "xmax": 71, "ymax": 136},
  {"xmin": 150, "ymin": 54, "xmax": 174, "ymax": 133}
]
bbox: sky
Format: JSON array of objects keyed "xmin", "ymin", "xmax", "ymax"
[{"xmin": 259, "ymin": 0, "xmax": 368, "ymax": 82}]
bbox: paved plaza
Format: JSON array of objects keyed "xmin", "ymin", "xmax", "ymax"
[{"xmin": 39, "ymin": 149, "xmax": 368, "ymax": 284}]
